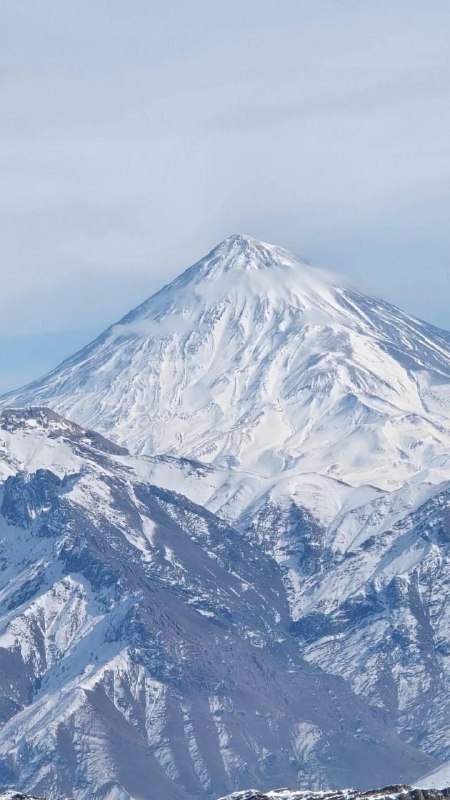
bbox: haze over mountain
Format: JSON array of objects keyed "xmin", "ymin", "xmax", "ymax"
[{"xmin": 0, "ymin": 236, "xmax": 449, "ymax": 799}]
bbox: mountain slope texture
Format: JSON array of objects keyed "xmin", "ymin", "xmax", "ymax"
[
  {"xmin": 0, "ymin": 409, "xmax": 436, "ymax": 800},
  {"xmin": 0, "ymin": 235, "xmax": 449, "ymax": 799},
  {"xmin": 4, "ymin": 234, "xmax": 450, "ymax": 490}
]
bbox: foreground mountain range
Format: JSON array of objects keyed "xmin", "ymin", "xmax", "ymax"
[
  {"xmin": 0, "ymin": 408, "xmax": 436, "ymax": 799},
  {"xmin": 218, "ymin": 788, "xmax": 450, "ymax": 800},
  {"xmin": 0, "ymin": 236, "xmax": 449, "ymax": 799}
]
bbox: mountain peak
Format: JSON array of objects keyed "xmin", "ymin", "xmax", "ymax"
[
  {"xmin": 218, "ymin": 232, "xmax": 288, "ymax": 254},
  {"xmin": 2, "ymin": 235, "xmax": 450, "ymax": 488},
  {"xmin": 216, "ymin": 232, "xmax": 278, "ymax": 253},
  {"xmin": 180, "ymin": 233, "xmax": 302, "ymax": 284},
  {"xmin": 212, "ymin": 232, "xmax": 298, "ymax": 264},
  {"xmin": 221, "ymin": 232, "xmax": 259, "ymax": 246}
]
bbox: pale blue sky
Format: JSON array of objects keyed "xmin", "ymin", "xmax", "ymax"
[{"xmin": 1, "ymin": 0, "xmax": 450, "ymax": 392}]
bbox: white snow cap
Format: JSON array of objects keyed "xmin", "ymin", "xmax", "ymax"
[{"xmin": 1, "ymin": 233, "xmax": 449, "ymax": 491}]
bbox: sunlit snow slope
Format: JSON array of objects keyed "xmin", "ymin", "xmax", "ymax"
[{"xmin": 4, "ymin": 235, "xmax": 450, "ymax": 490}]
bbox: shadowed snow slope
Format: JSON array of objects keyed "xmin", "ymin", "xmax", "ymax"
[
  {"xmin": 130, "ymin": 450, "xmax": 450, "ymax": 768},
  {"xmin": 3, "ymin": 235, "xmax": 450, "ymax": 490},
  {"xmin": 0, "ymin": 409, "xmax": 437, "ymax": 800}
]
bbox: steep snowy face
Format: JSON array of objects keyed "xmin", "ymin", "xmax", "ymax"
[
  {"xmin": 132, "ymin": 451, "xmax": 450, "ymax": 768},
  {"xmin": 288, "ymin": 480, "xmax": 450, "ymax": 763},
  {"xmin": 3, "ymin": 235, "xmax": 450, "ymax": 489},
  {"xmin": 0, "ymin": 408, "xmax": 436, "ymax": 800}
]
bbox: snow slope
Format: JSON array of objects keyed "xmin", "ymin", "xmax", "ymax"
[
  {"xmin": 0, "ymin": 409, "xmax": 436, "ymax": 800},
  {"xmin": 128, "ymin": 451, "xmax": 450, "ymax": 765},
  {"xmin": 418, "ymin": 764, "xmax": 450, "ymax": 790},
  {"xmin": 3, "ymin": 235, "xmax": 450, "ymax": 491}
]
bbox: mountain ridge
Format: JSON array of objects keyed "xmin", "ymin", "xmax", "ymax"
[
  {"xmin": 217, "ymin": 787, "xmax": 450, "ymax": 800},
  {"xmin": 0, "ymin": 406, "xmax": 437, "ymax": 800}
]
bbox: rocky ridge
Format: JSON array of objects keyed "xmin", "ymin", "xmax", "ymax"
[
  {"xmin": 0, "ymin": 407, "xmax": 437, "ymax": 800},
  {"xmin": 217, "ymin": 788, "xmax": 450, "ymax": 800}
]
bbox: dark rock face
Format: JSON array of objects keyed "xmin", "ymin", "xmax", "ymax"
[{"xmin": 1, "ymin": 469, "xmax": 68, "ymax": 531}]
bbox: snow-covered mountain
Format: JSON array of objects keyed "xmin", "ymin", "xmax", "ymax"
[
  {"xmin": 1, "ymin": 408, "xmax": 437, "ymax": 800},
  {"xmin": 125, "ymin": 449, "xmax": 450, "ymax": 768},
  {"xmin": 0, "ymin": 236, "xmax": 449, "ymax": 798},
  {"xmin": 3, "ymin": 235, "xmax": 450, "ymax": 490}
]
